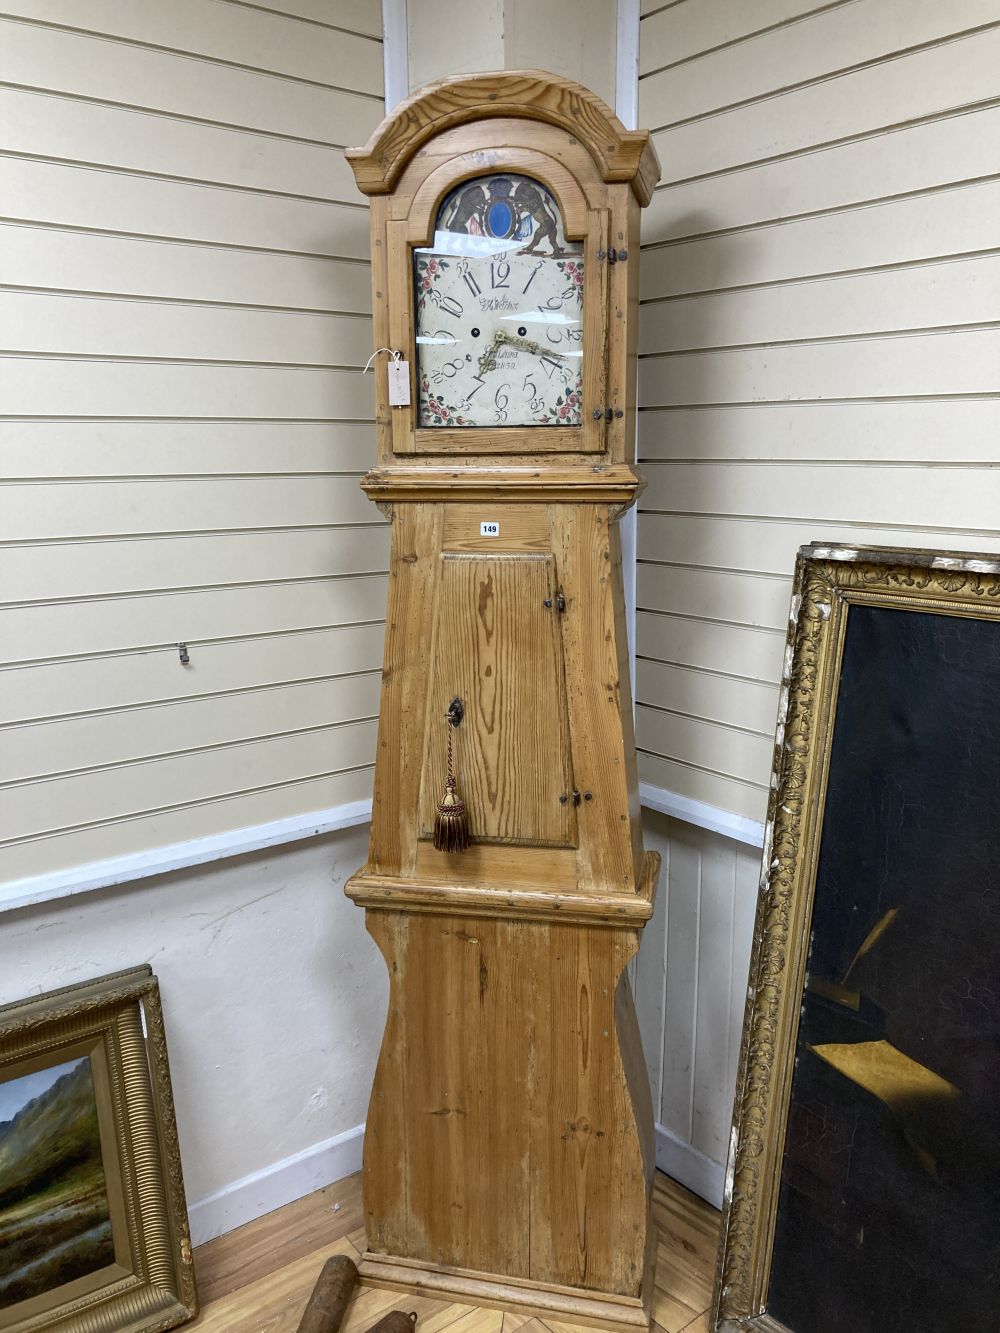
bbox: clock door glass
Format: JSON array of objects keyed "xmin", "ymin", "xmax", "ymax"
[{"xmin": 414, "ymin": 174, "xmax": 584, "ymax": 428}]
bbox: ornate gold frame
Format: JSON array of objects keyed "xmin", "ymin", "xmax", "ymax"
[
  {"xmin": 0, "ymin": 966, "xmax": 196, "ymax": 1333},
  {"xmin": 712, "ymin": 544, "xmax": 1000, "ymax": 1332}
]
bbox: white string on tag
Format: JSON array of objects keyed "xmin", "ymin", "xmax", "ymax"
[
  {"xmin": 363, "ymin": 346, "xmax": 410, "ymax": 406},
  {"xmin": 362, "ymin": 347, "xmax": 402, "ymax": 374}
]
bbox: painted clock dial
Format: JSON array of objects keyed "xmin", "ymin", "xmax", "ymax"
[{"xmin": 414, "ymin": 173, "xmax": 584, "ymax": 428}]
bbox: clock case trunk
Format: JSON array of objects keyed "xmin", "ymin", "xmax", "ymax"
[{"xmin": 346, "ymin": 72, "xmax": 662, "ymax": 1330}]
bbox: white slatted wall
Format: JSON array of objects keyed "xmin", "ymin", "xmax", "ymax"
[
  {"xmin": 635, "ymin": 0, "xmax": 1000, "ymax": 825},
  {"xmin": 635, "ymin": 811, "xmax": 758, "ymax": 1195},
  {"xmin": 0, "ymin": 1, "xmax": 387, "ymax": 883},
  {"xmin": 633, "ymin": 0, "xmax": 1000, "ymax": 1204}
]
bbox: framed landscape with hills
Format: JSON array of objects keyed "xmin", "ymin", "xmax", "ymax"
[{"xmin": 0, "ymin": 967, "xmax": 196, "ymax": 1332}]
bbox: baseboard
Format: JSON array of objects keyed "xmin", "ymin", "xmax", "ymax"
[
  {"xmin": 640, "ymin": 782, "xmax": 765, "ymax": 849},
  {"xmin": 0, "ymin": 799, "xmax": 373, "ymax": 915},
  {"xmin": 4, "ymin": 785, "xmax": 759, "ymax": 916},
  {"xmin": 654, "ymin": 1121, "xmax": 725, "ymax": 1211},
  {"xmin": 188, "ymin": 1121, "xmax": 365, "ymax": 1246}
]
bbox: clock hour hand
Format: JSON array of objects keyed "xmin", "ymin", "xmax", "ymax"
[{"xmin": 477, "ymin": 329, "xmax": 566, "ymax": 376}]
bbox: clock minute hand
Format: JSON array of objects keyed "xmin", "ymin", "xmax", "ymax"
[
  {"xmin": 502, "ymin": 330, "xmax": 566, "ymax": 359},
  {"xmin": 477, "ymin": 329, "xmax": 566, "ymax": 375}
]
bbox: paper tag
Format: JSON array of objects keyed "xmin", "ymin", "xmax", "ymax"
[
  {"xmin": 480, "ymin": 521, "xmax": 500, "ymax": 536},
  {"xmin": 387, "ymin": 359, "xmax": 411, "ymax": 406}
]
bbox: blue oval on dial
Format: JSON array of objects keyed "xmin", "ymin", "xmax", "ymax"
[{"xmin": 487, "ymin": 200, "xmax": 514, "ymax": 238}]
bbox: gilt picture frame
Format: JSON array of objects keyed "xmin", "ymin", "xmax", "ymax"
[
  {"xmin": 713, "ymin": 545, "xmax": 1000, "ymax": 1333},
  {"xmin": 0, "ymin": 966, "xmax": 197, "ymax": 1333}
]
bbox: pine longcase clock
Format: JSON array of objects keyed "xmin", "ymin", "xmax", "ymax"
[{"xmin": 346, "ymin": 72, "xmax": 662, "ymax": 1329}]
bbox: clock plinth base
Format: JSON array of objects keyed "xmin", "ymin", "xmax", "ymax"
[
  {"xmin": 355, "ymin": 865, "xmax": 659, "ymax": 1325},
  {"xmin": 356, "ymin": 1251, "xmax": 652, "ymax": 1331}
]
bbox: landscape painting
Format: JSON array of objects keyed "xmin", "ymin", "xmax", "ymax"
[{"xmin": 0, "ymin": 1054, "xmax": 115, "ymax": 1312}]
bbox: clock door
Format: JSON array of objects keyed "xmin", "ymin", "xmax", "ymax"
[
  {"xmin": 418, "ymin": 551, "xmax": 577, "ymax": 848},
  {"xmin": 393, "ymin": 168, "xmax": 610, "ymax": 455}
]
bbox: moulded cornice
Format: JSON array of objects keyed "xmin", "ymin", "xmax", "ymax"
[{"xmin": 345, "ymin": 69, "xmax": 661, "ymax": 204}]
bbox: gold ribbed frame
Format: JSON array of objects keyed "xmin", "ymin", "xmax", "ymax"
[{"xmin": 0, "ymin": 966, "xmax": 197, "ymax": 1333}]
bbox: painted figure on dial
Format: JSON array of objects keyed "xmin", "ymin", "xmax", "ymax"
[{"xmin": 414, "ymin": 173, "xmax": 584, "ymax": 428}]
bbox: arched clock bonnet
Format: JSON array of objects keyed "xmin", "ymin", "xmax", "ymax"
[{"xmin": 346, "ymin": 70, "xmax": 661, "ymax": 506}]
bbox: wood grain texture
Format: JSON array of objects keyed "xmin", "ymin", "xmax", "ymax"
[
  {"xmin": 346, "ymin": 71, "xmax": 659, "ymax": 203},
  {"xmin": 360, "ymin": 467, "xmax": 645, "ymax": 507},
  {"xmin": 348, "ymin": 69, "xmax": 659, "ymax": 1325},
  {"xmin": 552, "ymin": 506, "xmax": 644, "ymax": 894},
  {"xmin": 353, "ymin": 498, "xmax": 658, "ymax": 1310},
  {"xmin": 358, "ymin": 502, "xmax": 650, "ymax": 897},
  {"xmin": 361, "ymin": 914, "xmax": 651, "ymax": 1299},
  {"xmin": 443, "ymin": 505, "xmax": 551, "ymax": 551},
  {"xmin": 410, "ymin": 843, "xmax": 580, "ymax": 893},
  {"xmin": 368, "ymin": 504, "xmax": 444, "ymax": 877},
  {"xmin": 417, "ymin": 554, "xmax": 576, "ymax": 846},
  {"xmin": 347, "ymin": 860, "xmax": 656, "ymax": 927},
  {"xmin": 188, "ymin": 1168, "xmax": 719, "ymax": 1333}
]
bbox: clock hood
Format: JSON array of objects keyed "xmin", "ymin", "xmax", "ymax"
[{"xmin": 345, "ymin": 68, "xmax": 661, "ymax": 205}]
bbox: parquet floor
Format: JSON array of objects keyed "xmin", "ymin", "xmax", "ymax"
[{"xmin": 190, "ymin": 1171, "xmax": 720, "ymax": 1333}]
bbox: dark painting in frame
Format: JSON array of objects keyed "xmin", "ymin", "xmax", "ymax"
[
  {"xmin": 0, "ymin": 966, "xmax": 197, "ymax": 1333},
  {"xmin": 712, "ymin": 545, "xmax": 1000, "ymax": 1333}
]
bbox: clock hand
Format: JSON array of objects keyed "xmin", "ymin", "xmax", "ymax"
[{"xmin": 477, "ymin": 329, "xmax": 566, "ymax": 376}]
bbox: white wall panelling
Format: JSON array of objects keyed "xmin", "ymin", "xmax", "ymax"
[
  {"xmin": 0, "ymin": 0, "xmax": 388, "ymax": 885},
  {"xmin": 636, "ymin": 0, "xmax": 1000, "ymax": 824},
  {"xmin": 635, "ymin": 811, "xmax": 759, "ymax": 1206},
  {"xmin": 381, "ymin": 0, "xmax": 409, "ymax": 111},
  {"xmin": 616, "ymin": 0, "xmax": 641, "ymax": 705},
  {"xmin": 405, "ymin": 0, "xmax": 617, "ymax": 106},
  {"xmin": 633, "ymin": 0, "xmax": 1000, "ymax": 1201},
  {"xmin": 0, "ymin": 800, "xmax": 373, "ymax": 917}
]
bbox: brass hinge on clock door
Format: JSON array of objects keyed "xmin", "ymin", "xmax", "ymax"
[{"xmin": 559, "ymin": 790, "xmax": 593, "ymax": 806}]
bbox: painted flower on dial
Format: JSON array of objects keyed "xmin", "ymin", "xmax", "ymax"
[
  {"xmin": 534, "ymin": 387, "xmax": 582, "ymax": 424},
  {"xmin": 418, "ymin": 377, "xmax": 472, "ymax": 427},
  {"xmin": 415, "ymin": 256, "xmax": 450, "ymax": 313},
  {"xmin": 557, "ymin": 259, "xmax": 584, "ymax": 291}
]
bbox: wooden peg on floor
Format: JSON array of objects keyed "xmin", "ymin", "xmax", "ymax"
[
  {"xmin": 366, "ymin": 1313, "xmax": 417, "ymax": 1333},
  {"xmin": 295, "ymin": 1254, "xmax": 359, "ymax": 1333}
]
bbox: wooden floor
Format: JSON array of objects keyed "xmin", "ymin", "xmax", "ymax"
[{"xmin": 190, "ymin": 1171, "xmax": 720, "ymax": 1333}]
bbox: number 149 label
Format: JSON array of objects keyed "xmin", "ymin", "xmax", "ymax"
[{"xmin": 480, "ymin": 521, "xmax": 500, "ymax": 536}]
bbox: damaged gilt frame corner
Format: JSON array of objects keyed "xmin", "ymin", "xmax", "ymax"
[{"xmin": 712, "ymin": 544, "xmax": 1000, "ymax": 1333}]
